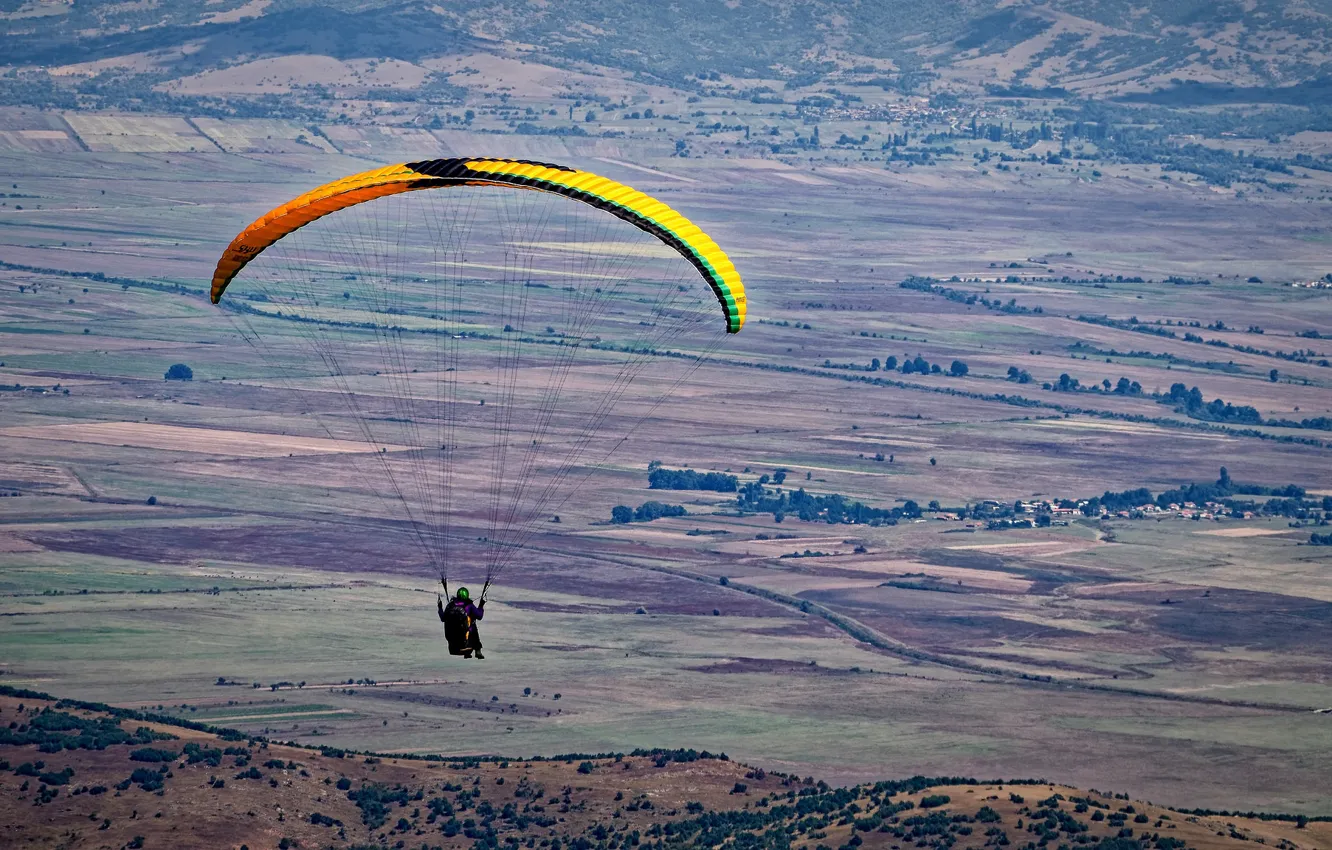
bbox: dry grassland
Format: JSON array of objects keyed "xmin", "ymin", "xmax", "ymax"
[{"xmin": 0, "ymin": 421, "xmax": 410, "ymax": 457}]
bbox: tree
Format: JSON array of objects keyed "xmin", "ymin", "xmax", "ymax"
[
  {"xmin": 773, "ymin": 469, "xmax": 787, "ymax": 485},
  {"xmin": 164, "ymin": 363, "xmax": 193, "ymax": 381},
  {"xmin": 1270, "ymin": 368, "xmax": 1279, "ymax": 382},
  {"xmin": 632, "ymin": 501, "xmax": 686, "ymax": 522},
  {"xmin": 1218, "ymin": 466, "xmax": 1231, "ymax": 489},
  {"xmin": 884, "ymin": 356, "xmax": 898, "ymax": 371},
  {"xmin": 610, "ymin": 506, "xmax": 633, "ymax": 524},
  {"xmin": 949, "ymin": 360, "xmax": 968, "ymax": 377},
  {"xmin": 870, "ymin": 358, "xmax": 881, "ymax": 371},
  {"xmin": 929, "ymin": 457, "xmax": 937, "ymax": 466},
  {"xmin": 649, "ymin": 467, "xmax": 737, "ymax": 491}
]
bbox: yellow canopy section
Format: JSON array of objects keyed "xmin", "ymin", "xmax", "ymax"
[{"xmin": 210, "ymin": 157, "xmax": 746, "ymax": 333}]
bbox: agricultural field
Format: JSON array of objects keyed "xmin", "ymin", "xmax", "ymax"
[{"xmin": 2, "ymin": 111, "xmax": 1332, "ymax": 821}]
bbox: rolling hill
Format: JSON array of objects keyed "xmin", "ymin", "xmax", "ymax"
[
  {"xmin": 4, "ymin": 0, "xmax": 1332, "ymax": 110},
  {"xmin": 2, "ymin": 685, "xmax": 1326, "ymax": 850}
]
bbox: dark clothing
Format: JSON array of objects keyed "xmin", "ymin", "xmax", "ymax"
[{"xmin": 439, "ymin": 596, "xmax": 483, "ymax": 655}]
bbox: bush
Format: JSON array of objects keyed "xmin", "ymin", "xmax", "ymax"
[
  {"xmin": 38, "ymin": 768, "xmax": 74, "ymax": 785},
  {"xmin": 129, "ymin": 748, "xmax": 177, "ymax": 763},
  {"xmin": 164, "ymin": 363, "xmax": 193, "ymax": 381},
  {"xmin": 127, "ymin": 768, "xmax": 164, "ymax": 791},
  {"xmin": 920, "ymin": 794, "xmax": 951, "ymax": 808}
]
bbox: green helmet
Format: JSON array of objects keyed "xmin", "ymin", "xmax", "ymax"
[{"xmin": 456, "ymin": 587, "xmax": 470, "ymax": 601}]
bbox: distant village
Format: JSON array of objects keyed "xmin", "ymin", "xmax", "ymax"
[{"xmin": 970, "ymin": 497, "xmax": 1255, "ymax": 530}]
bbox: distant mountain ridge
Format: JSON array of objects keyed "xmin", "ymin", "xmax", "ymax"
[{"xmin": 4, "ymin": 0, "xmax": 1331, "ymax": 97}]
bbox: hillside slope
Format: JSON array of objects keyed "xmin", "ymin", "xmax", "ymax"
[
  {"xmin": 4, "ymin": 0, "xmax": 1331, "ymax": 99},
  {"xmin": 1, "ymin": 687, "xmax": 1327, "ymax": 850}
]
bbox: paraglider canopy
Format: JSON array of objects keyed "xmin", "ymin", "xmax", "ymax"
[
  {"xmin": 212, "ymin": 157, "xmax": 746, "ymax": 333},
  {"xmin": 211, "ymin": 156, "xmax": 746, "ymax": 596}
]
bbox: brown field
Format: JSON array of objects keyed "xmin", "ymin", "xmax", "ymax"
[{"xmin": 0, "ymin": 421, "xmax": 413, "ymax": 457}]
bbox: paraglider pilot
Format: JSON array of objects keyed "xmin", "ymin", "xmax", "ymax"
[{"xmin": 439, "ymin": 585, "xmax": 485, "ymax": 659}]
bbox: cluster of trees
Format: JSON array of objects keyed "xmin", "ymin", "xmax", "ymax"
[
  {"xmin": 648, "ymin": 467, "xmax": 737, "ymax": 492},
  {"xmin": 1045, "ymin": 374, "xmax": 1144, "ymax": 395},
  {"xmin": 346, "ymin": 782, "xmax": 415, "ymax": 829},
  {"xmin": 736, "ymin": 479, "xmax": 918, "ymax": 525},
  {"xmin": 1267, "ymin": 414, "xmax": 1332, "ymax": 432},
  {"xmin": 610, "ymin": 502, "xmax": 687, "ymax": 524},
  {"xmin": 831, "ymin": 355, "xmax": 969, "ymax": 377},
  {"xmin": 1161, "ymin": 383, "xmax": 1262, "ymax": 425},
  {"xmin": 899, "ymin": 277, "xmax": 1043, "ymax": 315},
  {"xmin": 1074, "ymin": 311, "xmax": 1330, "ymax": 370},
  {"xmin": 1068, "ymin": 342, "xmax": 1242, "ymax": 375},
  {"xmin": 1078, "ymin": 314, "xmax": 1178, "ymax": 339},
  {"xmin": 637, "ymin": 774, "xmax": 1050, "ymax": 850},
  {"xmin": 1310, "ymin": 533, "xmax": 1332, "ymax": 546},
  {"xmin": 1006, "ymin": 366, "xmax": 1034, "ymax": 384},
  {"xmin": 0, "ymin": 707, "xmax": 173, "ymax": 753}
]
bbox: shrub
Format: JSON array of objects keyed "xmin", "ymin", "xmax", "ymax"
[{"xmin": 129, "ymin": 748, "xmax": 178, "ymax": 763}]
